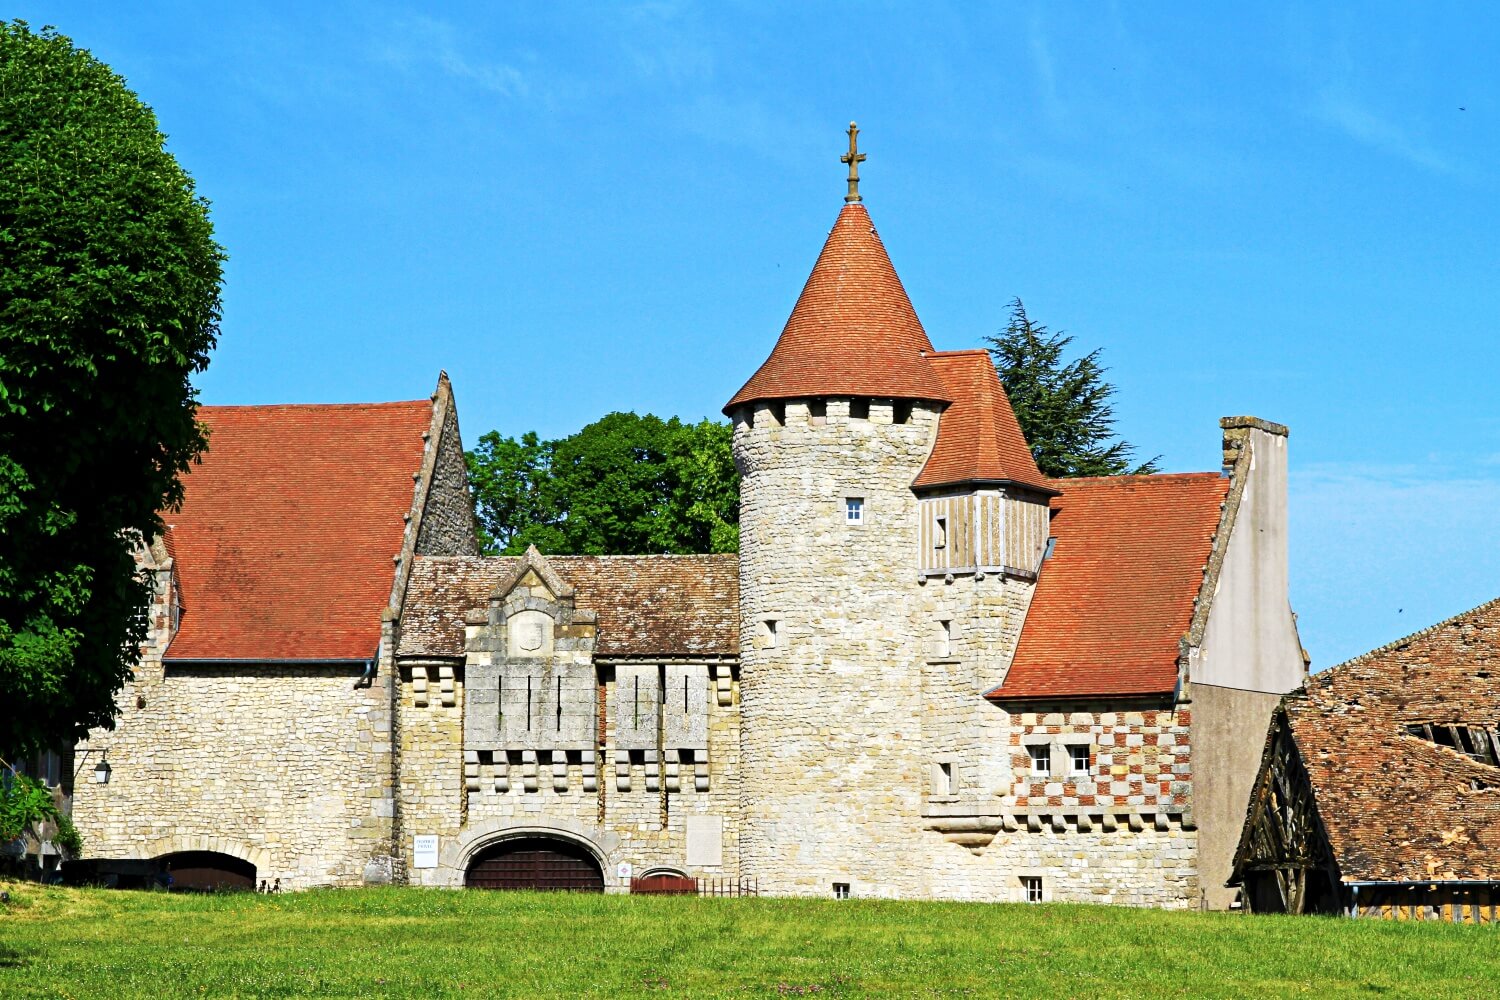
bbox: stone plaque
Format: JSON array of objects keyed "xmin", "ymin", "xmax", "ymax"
[
  {"xmin": 686, "ymin": 815, "xmax": 723, "ymax": 867},
  {"xmin": 412, "ymin": 835, "xmax": 439, "ymax": 869}
]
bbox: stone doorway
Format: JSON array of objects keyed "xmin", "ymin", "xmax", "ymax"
[{"xmin": 464, "ymin": 836, "xmax": 604, "ymax": 892}]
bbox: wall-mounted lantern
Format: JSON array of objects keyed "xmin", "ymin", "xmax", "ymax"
[{"xmin": 93, "ymin": 757, "xmax": 111, "ymax": 784}]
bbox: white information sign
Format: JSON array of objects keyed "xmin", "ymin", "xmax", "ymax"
[
  {"xmin": 616, "ymin": 862, "xmax": 633, "ymax": 882},
  {"xmin": 413, "ymin": 835, "xmax": 439, "ymax": 869}
]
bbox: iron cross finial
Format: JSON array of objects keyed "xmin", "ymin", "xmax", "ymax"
[{"xmin": 841, "ymin": 121, "xmax": 866, "ymax": 203}]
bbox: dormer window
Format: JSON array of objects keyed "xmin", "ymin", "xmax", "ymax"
[
  {"xmin": 1406, "ymin": 723, "xmax": 1500, "ymax": 766},
  {"xmin": 845, "ymin": 498, "xmax": 864, "ymax": 524}
]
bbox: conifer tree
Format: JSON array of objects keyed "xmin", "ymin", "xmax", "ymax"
[{"xmin": 986, "ymin": 298, "xmax": 1159, "ymax": 478}]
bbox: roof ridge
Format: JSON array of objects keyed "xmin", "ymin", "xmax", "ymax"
[
  {"xmin": 1051, "ymin": 472, "xmax": 1223, "ymax": 485},
  {"xmin": 1317, "ymin": 595, "xmax": 1500, "ymax": 677},
  {"xmin": 198, "ymin": 400, "xmax": 430, "ymax": 412}
]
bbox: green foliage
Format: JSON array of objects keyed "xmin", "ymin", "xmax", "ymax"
[
  {"xmin": 2, "ymin": 886, "xmax": 1499, "ymax": 997},
  {"xmin": 987, "ymin": 298, "xmax": 1159, "ymax": 478},
  {"xmin": 0, "ymin": 760, "xmax": 82, "ymax": 858},
  {"xmin": 467, "ymin": 413, "xmax": 739, "ymax": 556},
  {"xmin": 0, "ymin": 22, "xmax": 225, "ymax": 754}
]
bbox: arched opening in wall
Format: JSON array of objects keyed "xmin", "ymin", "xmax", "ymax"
[
  {"xmin": 631, "ymin": 869, "xmax": 697, "ymax": 895},
  {"xmin": 464, "ymin": 836, "xmax": 604, "ymax": 892},
  {"xmin": 154, "ymin": 851, "xmax": 256, "ymax": 892}
]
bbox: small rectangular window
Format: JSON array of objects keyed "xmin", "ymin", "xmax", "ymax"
[
  {"xmin": 1069, "ymin": 745, "xmax": 1091, "ymax": 777},
  {"xmin": 934, "ymin": 516, "xmax": 948, "ymax": 549},
  {"xmin": 763, "ymin": 619, "xmax": 778, "ymax": 648},
  {"xmin": 809, "ymin": 399, "xmax": 827, "ymax": 425},
  {"xmin": 937, "ymin": 619, "xmax": 952, "ymax": 659},
  {"xmin": 937, "ymin": 761, "xmax": 957, "ymax": 796},
  {"xmin": 1029, "ymin": 745, "xmax": 1051, "ymax": 779},
  {"xmin": 849, "ymin": 398, "xmax": 870, "ymax": 420},
  {"xmin": 1021, "ymin": 876, "xmax": 1043, "ymax": 903},
  {"xmin": 769, "ymin": 402, "xmax": 785, "ymax": 426},
  {"xmin": 893, "ymin": 401, "xmax": 911, "ymax": 424},
  {"xmin": 845, "ymin": 498, "xmax": 864, "ymax": 524},
  {"xmin": 833, "ymin": 882, "xmax": 851, "ymax": 900}
]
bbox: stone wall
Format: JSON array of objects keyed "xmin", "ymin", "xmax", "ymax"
[
  {"xmin": 920, "ymin": 704, "xmax": 1198, "ymax": 907},
  {"xmin": 736, "ymin": 397, "xmax": 944, "ymax": 898},
  {"xmin": 925, "ymin": 822, "xmax": 1199, "ymax": 907},
  {"xmin": 414, "ymin": 377, "xmax": 479, "ymax": 558},
  {"xmin": 71, "ymin": 657, "xmax": 391, "ymax": 890},
  {"xmin": 395, "ymin": 662, "xmax": 740, "ymax": 889}
]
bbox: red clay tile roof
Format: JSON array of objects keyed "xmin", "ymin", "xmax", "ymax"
[
  {"xmin": 163, "ymin": 401, "xmax": 431, "ymax": 661},
  {"xmin": 1281, "ymin": 598, "xmax": 1500, "ymax": 883},
  {"xmin": 398, "ymin": 554, "xmax": 739, "ymax": 659},
  {"xmin": 914, "ymin": 351, "xmax": 1051, "ymax": 492},
  {"xmin": 989, "ymin": 473, "xmax": 1229, "ymax": 700},
  {"xmin": 725, "ymin": 204, "xmax": 950, "ymax": 411}
]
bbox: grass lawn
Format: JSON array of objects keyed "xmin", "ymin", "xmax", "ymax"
[{"xmin": 1, "ymin": 881, "xmax": 1497, "ymax": 998}]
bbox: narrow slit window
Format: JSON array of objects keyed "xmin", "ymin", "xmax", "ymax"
[
  {"xmin": 934, "ymin": 516, "xmax": 947, "ymax": 549},
  {"xmin": 937, "ymin": 619, "xmax": 952, "ymax": 659},
  {"xmin": 497, "ymin": 676, "xmax": 504, "ymax": 726},
  {"xmin": 556, "ymin": 675, "xmax": 563, "ymax": 732},
  {"xmin": 526, "ymin": 675, "xmax": 533, "ymax": 731},
  {"xmin": 633, "ymin": 676, "xmax": 641, "ymax": 729},
  {"xmin": 845, "ymin": 498, "xmax": 864, "ymax": 524},
  {"xmin": 764, "ymin": 619, "xmax": 778, "ymax": 648}
]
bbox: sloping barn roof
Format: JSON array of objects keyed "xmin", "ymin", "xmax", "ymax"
[
  {"xmin": 399, "ymin": 554, "xmax": 739, "ymax": 659},
  {"xmin": 1278, "ymin": 598, "xmax": 1500, "ymax": 883},
  {"xmin": 163, "ymin": 401, "xmax": 431, "ymax": 661},
  {"xmin": 989, "ymin": 473, "xmax": 1229, "ymax": 700}
]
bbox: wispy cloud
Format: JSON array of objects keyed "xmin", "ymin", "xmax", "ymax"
[
  {"xmin": 1027, "ymin": 12, "xmax": 1066, "ymax": 128},
  {"xmin": 1311, "ymin": 86, "xmax": 1451, "ymax": 173},
  {"xmin": 374, "ymin": 16, "xmax": 527, "ymax": 98}
]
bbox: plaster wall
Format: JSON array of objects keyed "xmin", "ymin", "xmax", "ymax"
[{"xmin": 1190, "ymin": 683, "xmax": 1282, "ymax": 910}]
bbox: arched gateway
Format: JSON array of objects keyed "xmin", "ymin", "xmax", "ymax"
[
  {"xmin": 464, "ymin": 836, "xmax": 604, "ymax": 892},
  {"xmin": 155, "ymin": 850, "xmax": 256, "ymax": 892}
]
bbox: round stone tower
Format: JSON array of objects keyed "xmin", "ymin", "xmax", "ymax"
[{"xmin": 726, "ymin": 194, "xmax": 952, "ymax": 898}]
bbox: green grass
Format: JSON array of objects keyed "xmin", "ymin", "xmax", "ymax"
[{"xmin": 1, "ymin": 881, "xmax": 1496, "ymax": 998}]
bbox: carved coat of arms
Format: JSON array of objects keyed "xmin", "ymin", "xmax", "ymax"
[{"xmin": 518, "ymin": 621, "xmax": 545, "ymax": 652}]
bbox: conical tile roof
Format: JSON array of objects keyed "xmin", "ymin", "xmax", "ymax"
[{"xmin": 725, "ymin": 203, "xmax": 950, "ymax": 411}]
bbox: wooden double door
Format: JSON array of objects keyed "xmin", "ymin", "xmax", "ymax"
[{"xmin": 464, "ymin": 837, "xmax": 604, "ymax": 892}]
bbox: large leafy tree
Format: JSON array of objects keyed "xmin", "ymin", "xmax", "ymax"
[
  {"xmin": 467, "ymin": 412, "xmax": 739, "ymax": 556},
  {"xmin": 987, "ymin": 298, "xmax": 1159, "ymax": 478},
  {"xmin": 0, "ymin": 22, "xmax": 225, "ymax": 755}
]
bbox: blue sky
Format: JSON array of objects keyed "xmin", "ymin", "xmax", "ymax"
[{"xmin": 24, "ymin": 2, "xmax": 1499, "ymax": 669}]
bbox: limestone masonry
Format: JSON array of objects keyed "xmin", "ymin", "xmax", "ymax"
[{"xmin": 66, "ymin": 189, "xmax": 1307, "ymax": 907}]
